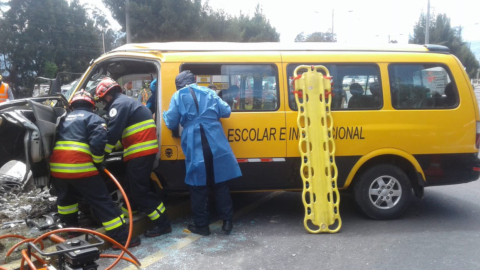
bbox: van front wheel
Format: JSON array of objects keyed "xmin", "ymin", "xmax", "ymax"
[{"xmin": 354, "ymin": 164, "xmax": 412, "ymax": 220}]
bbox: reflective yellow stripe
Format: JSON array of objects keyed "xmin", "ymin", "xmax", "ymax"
[
  {"xmin": 147, "ymin": 203, "xmax": 165, "ymax": 221},
  {"xmin": 121, "ymin": 206, "xmax": 138, "ymax": 217},
  {"xmin": 92, "ymin": 154, "xmax": 104, "ymax": 163},
  {"xmin": 122, "ymin": 119, "xmax": 156, "ymax": 138},
  {"xmin": 105, "ymin": 143, "xmax": 114, "ymax": 154},
  {"xmin": 58, "ymin": 203, "xmax": 79, "ymax": 215},
  {"xmin": 148, "ymin": 211, "xmax": 160, "ymax": 220},
  {"xmin": 123, "ymin": 140, "xmax": 158, "ymax": 158},
  {"xmin": 50, "ymin": 162, "xmax": 97, "ymax": 173},
  {"xmin": 102, "ymin": 215, "xmax": 125, "ymax": 231},
  {"xmin": 114, "ymin": 141, "xmax": 123, "ymax": 150},
  {"xmin": 54, "ymin": 141, "xmax": 92, "ymax": 155}
]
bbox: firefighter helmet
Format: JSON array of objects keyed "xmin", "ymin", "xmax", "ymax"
[
  {"xmin": 95, "ymin": 77, "xmax": 120, "ymax": 99},
  {"xmin": 70, "ymin": 90, "xmax": 95, "ymax": 108}
]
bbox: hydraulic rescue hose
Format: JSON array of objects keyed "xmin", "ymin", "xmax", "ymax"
[
  {"xmin": 2, "ymin": 236, "xmax": 45, "ymax": 264},
  {"xmin": 103, "ymin": 167, "xmax": 139, "ymax": 270},
  {"xmin": 16, "ymin": 168, "xmax": 140, "ymax": 270}
]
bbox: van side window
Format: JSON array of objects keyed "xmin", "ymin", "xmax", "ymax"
[
  {"xmin": 287, "ymin": 64, "xmax": 383, "ymax": 111},
  {"xmin": 181, "ymin": 64, "xmax": 279, "ymax": 111},
  {"xmin": 388, "ymin": 64, "xmax": 458, "ymax": 109}
]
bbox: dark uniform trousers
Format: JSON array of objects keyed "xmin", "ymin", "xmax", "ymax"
[
  {"xmin": 52, "ymin": 175, "xmax": 128, "ymax": 241},
  {"xmin": 189, "ymin": 125, "xmax": 234, "ymax": 227},
  {"xmin": 125, "ymin": 154, "xmax": 168, "ymax": 226}
]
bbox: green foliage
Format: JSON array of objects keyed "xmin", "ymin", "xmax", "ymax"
[
  {"xmin": 43, "ymin": 62, "xmax": 58, "ymax": 78},
  {"xmin": 294, "ymin": 31, "xmax": 336, "ymax": 42},
  {"xmin": 102, "ymin": 0, "xmax": 280, "ymax": 42},
  {"xmin": 0, "ymin": 0, "xmax": 108, "ymax": 96},
  {"xmin": 410, "ymin": 13, "xmax": 479, "ymax": 78}
]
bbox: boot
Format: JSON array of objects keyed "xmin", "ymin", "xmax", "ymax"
[
  {"xmin": 187, "ymin": 224, "xmax": 210, "ymax": 236},
  {"xmin": 144, "ymin": 223, "xmax": 172, "ymax": 238},
  {"xmin": 222, "ymin": 220, "xmax": 233, "ymax": 232},
  {"xmin": 61, "ymin": 218, "xmax": 81, "ymax": 238},
  {"xmin": 144, "ymin": 215, "xmax": 172, "ymax": 238},
  {"xmin": 112, "ymin": 236, "xmax": 141, "ymax": 250}
]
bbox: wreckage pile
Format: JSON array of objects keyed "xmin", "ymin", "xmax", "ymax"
[
  {"xmin": 0, "ymin": 161, "xmax": 57, "ymax": 229},
  {"xmin": 0, "ymin": 185, "xmax": 57, "ymax": 229},
  {"xmin": 0, "ymin": 174, "xmax": 58, "ymax": 261},
  {"xmin": 0, "ymin": 162, "xmax": 101, "ymax": 262}
]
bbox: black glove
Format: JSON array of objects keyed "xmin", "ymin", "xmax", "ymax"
[{"xmin": 95, "ymin": 161, "xmax": 106, "ymax": 172}]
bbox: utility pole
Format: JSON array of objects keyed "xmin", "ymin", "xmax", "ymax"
[
  {"xmin": 102, "ymin": 29, "xmax": 106, "ymax": 54},
  {"xmin": 125, "ymin": 0, "xmax": 131, "ymax": 43},
  {"xmin": 425, "ymin": 0, "xmax": 430, "ymax": 44}
]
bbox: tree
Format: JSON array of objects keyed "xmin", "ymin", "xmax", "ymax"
[
  {"xmin": 102, "ymin": 0, "xmax": 280, "ymax": 42},
  {"xmin": 410, "ymin": 13, "xmax": 479, "ymax": 77},
  {"xmin": 0, "ymin": 0, "xmax": 106, "ymax": 96},
  {"xmin": 294, "ymin": 31, "xmax": 337, "ymax": 42}
]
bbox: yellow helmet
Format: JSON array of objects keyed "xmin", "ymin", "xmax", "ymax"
[{"xmin": 0, "ymin": 75, "xmax": 3, "ymax": 80}]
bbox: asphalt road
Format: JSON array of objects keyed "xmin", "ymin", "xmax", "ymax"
[{"xmin": 97, "ymin": 178, "xmax": 480, "ymax": 270}]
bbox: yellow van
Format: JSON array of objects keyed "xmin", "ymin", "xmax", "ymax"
[{"xmin": 2, "ymin": 42, "xmax": 479, "ymax": 220}]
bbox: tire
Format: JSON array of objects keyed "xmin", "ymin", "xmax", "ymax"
[{"xmin": 354, "ymin": 164, "xmax": 412, "ymax": 220}]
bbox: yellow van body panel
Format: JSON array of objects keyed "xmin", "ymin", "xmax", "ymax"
[
  {"xmin": 74, "ymin": 43, "xmax": 479, "ymax": 191},
  {"xmin": 452, "ymin": 55, "xmax": 480, "ymax": 121},
  {"xmin": 343, "ymin": 148, "xmax": 426, "ymax": 188}
]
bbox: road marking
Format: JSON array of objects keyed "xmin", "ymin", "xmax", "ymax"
[{"xmin": 122, "ymin": 191, "xmax": 285, "ymax": 270}]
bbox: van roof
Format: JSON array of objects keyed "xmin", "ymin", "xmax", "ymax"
[{"xmin": 111, "ymin": 42, "xmax": 449, "ymax": 54}]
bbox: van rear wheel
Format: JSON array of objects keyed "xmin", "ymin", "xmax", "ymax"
[{"xmin": 354, "ymin": 164, "xmax": 412, "ymax": 220}]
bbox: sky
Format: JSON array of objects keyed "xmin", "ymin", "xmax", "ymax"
[{"xmin": 80, "ymin": 0, "xmax": 480, "ymax": 44}]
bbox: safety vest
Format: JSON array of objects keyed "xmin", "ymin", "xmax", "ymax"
[
  {"xmin": 105, "ymin": 119, "xmax": 158, "ymax": 162},
  {"xmin": 0, "ymin": 83, "xmax": 9, "ymax": 103},
  {"xmin": 50, "ymin": 141, "xmax": 100, "ymax": 179},
  {"xmin": 141, "ymin": 89, "xmax": 149, "ymax": 105}
]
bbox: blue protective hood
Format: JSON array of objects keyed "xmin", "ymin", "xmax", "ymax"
[
  {"xmin": 175, "ymin": 71, "xmax": 195, "ymax": 90},
  {"xmin": 150, "ymin": 79, "xmax": 157, "ymax": 92}
]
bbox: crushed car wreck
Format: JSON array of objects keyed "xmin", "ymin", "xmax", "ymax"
[{"xmin": 0, "ymin": 95, "xmax": 68, "ymax": 189}]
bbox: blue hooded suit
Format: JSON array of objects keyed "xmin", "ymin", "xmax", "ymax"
[{"xmin": 163, "ymin": 83, "xmax": 242, "ymax": 186}]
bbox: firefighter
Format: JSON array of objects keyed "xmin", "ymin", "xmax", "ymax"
[
  {"xmin": 163, "ymin": 71, "xmax": 242, "ymax": 236},
  {"xmin": 0, "ymin": 75, "xmax": 14, "ymax": 103},
  {"xmin": 95, "ymin": 77, "xmax": 171, "ymax": 237},
  {"xmin": 50, "ymin": 90, "xmax": 140, "ymax": 249},
  {"xmin": 145, "ymin": 79, "xmax": 157, "ymax": 114},
  {"xmin": 137, "ymin": 81, "xmax": 150, "ymax": 106}
]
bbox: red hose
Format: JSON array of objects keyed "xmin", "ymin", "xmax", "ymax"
[
  {"xmin": 103, "ymin": 168, "xmax": 137, "ymax": 270},
  {"xmin": 5, "ymin": 238, "xmax": 44, "ymax": 263},
  {"xmin": 0, "ymin": 235, "xmax": 45, "ymax": 249},
  {"xmin": 21, "ymin": 250, "xmax": 36, "ymax": 270},
  {"xmin": 27, "ymin": 228, "xmax": 140, "ymax": 267},
  {"xmin": 10, "ymin": 168, "xmax": 139, "ymax": 269},
  {"xmin": 19, "ymin": 252, "xmax": 46, "ymax": 270},
  {"xmin": 0, "ymin": 234, "xmax": 27, "ymax": 240},
  {"xmin": 100, "ymin": 254, "xmax": 139, "ymax": 265}
]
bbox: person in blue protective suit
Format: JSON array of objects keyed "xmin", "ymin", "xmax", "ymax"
[
  {"xmin": 146, "ymin": 79, "xmax": 157, "ymax": 114},
  {"xmin": 163, "ymin": 70, "xmax": 242, "ymax": 236}
]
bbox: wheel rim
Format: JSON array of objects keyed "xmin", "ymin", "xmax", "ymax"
[{"xmin": 368, "ymin": 175, "xmax": 402, "ymax": 210}]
